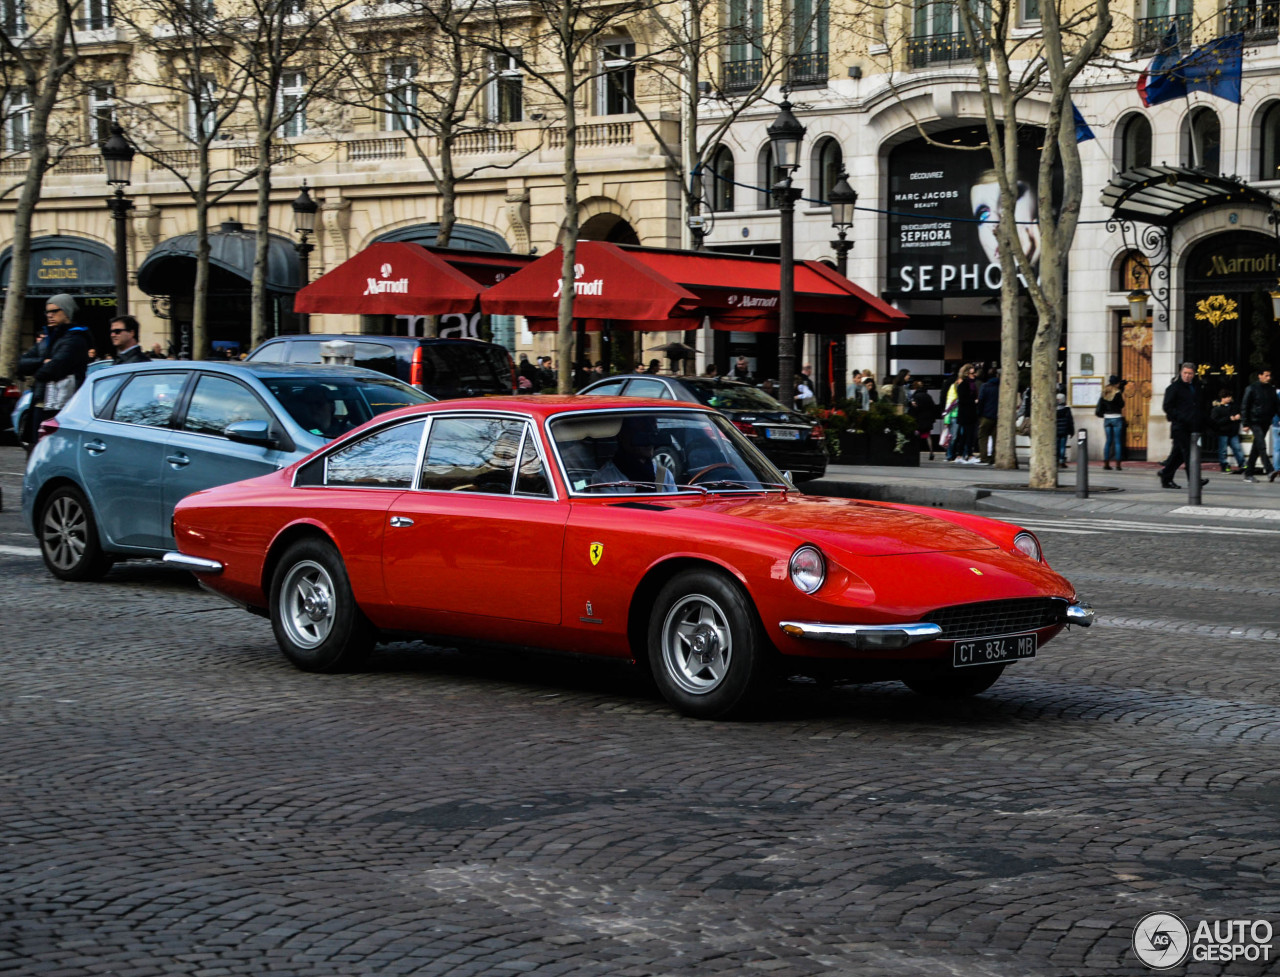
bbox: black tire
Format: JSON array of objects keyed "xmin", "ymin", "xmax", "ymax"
[
  {"xmin": 647, "ymin": 569, "xmax": 769, "ymax": 719},
  {"xmin": 269, "ymin": 539, "xmax": 375, "ymax": 672},
  {"xmin": 653, "ymin": 442, "xmax": 684, "ymax": 481},
  {"xmin": 904, "ymin": 664, "xmax": 1005, "ymax": 699},
  {"xmin": 37, "ymin": 485, "xmax": 113, "ymax": 581}
]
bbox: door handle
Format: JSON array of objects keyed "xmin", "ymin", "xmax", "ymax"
[
  {"xmin": 389, "ymin": 516, "xmax": 414, "ymax": 528},
  {"xmin": 83, "ymin": 440, "xmax": 106, "ymax": 455},
  {"xmin": 165, "ymin": 453, "xmax": 191, "ymax": 468}
]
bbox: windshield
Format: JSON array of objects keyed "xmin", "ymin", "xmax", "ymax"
[
  {"xmin": 684, "ymin": 381, "xmax": 790, "ymax": 412},
  {"xmin": 549, "ymin": 409, "xmax": 786, "ymax": 495},
  {"xmin": 264, "ymin": 375, "xmax": 432, "ymax": 440}
]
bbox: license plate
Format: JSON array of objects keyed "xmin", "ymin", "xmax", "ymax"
[
  {"xmin": 765, "ymin": 428, "xmax": 802, "ymax": 440},
  {"xmin": 953, "ymin": 632, "xmax": 1037, "ymax": 667}
]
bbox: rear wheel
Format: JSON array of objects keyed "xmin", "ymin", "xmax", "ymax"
[
  {"xmin": 38, "ymin": 486, "xmax": 112, "ymax": 581},
  {"xmin": 648, "ymin": 569, "xmax": 768, "ymax": 719},
  {"xmin": 904, "ymin": 664, "xmax": 1005, "ymax": 699},
  {"xmin": 270, "ymin": 539, "xmax": 374, "ymax": 672}
]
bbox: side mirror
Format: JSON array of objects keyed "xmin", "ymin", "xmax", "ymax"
[{"xmin": 224, "ymin": 419, "xmax": 277, "ymax": 447}]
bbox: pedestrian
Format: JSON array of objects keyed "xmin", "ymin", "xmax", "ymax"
[
  {"xmin": 942, "ymin": 368, "xmax": 962, "ymax": 461},
  {"xmin": 794, "ymin": 373, "xmax": 816, "ymax": 410},
  {"xmin": 909, "ymin": 380, "xmax": 938, "ymax": 460},
  {"xmin": 1056, "ymin": 392, "xmax": 1074, "ymax": 467},
  {"xmin": 1210, "ymin": 387, "xmax": 1245, "ymax": 474},
  {"xmin": 1095, "ymin": 375, "xmax": 1126, "ymax": 470},
  {"xmin": 889, "ymin": 368, "xmax": 912, "ymax": 409},
  {"xmin": 732, "ymin": 356, "xmax": 753, "ymax": 383},
  {"xmin": 109, "ymin": 315, "xmax": 149, "ymax": 365},
  {"xmin": 977, "ymin": 368, "xmax": 1000, "ymax": 464},
  {"xmin": 517, "ymin": 353, "xmax": 539, "ymax": 392},
  {"xmin": 1158, "ymin": 362, "xmax": 1209, "ymax": 490},
  {"xmin": 847, "ymin": 369, "xmax": 869, "ymax": 408},
  {"xmin": 644, "ymin": 359, "xmax": 661, "ymax": 375},
  {"xmin": 17, "ymin": 324, "xmax": 52, "ymax": 445},
  {"xmin": 703, "ymin": 362, "xmax": 719, "ymax": 378},
  {"xmin": 955, "ymin": 363, "xmax": 980, "ymax": 463},
  {"xmin": 760, "ymin": 379, "xmax": 778, "ymax": 398},
  {"xmin": 1239, "ymin": 366, "xmax": 1279, "ymax": 483},
  {"xmin": 861, "ymin": 374, "xmax": 878, "ymax": 404},
  {"xmin": 32, "ymin": 294, "xmax": 91, "ymax": 429}
]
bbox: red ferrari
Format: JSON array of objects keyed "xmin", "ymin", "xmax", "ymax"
[{"xmin": 166, "ymin": 397, "xmax": 1093, "ymax": 719}]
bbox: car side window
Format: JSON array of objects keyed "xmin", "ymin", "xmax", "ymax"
[
  {"xmin": 285, "ymin": 340, "xmax": 325, "ymax": 364},
  {"xmin": 183, "ymin": 375, "xmax": 273, "ymax": 437},
  {"xmin": 324, "ymin": 420, "xmax": 426, "ymax": 488},
  {"xmin": 515, "ymin": 428, "xmax": 551, "ymax": 496},
  {"xmin": 419, "ymin": 416, "xmax": 523, "ymax": 494},
  {"xmin": 91, "ymin": 375, "xmax": 127, "ymax": 417},
  {"xmin": 583, "ymin": 379, "xmax": 625, "ymax": 397},
  {"xmin": 248, "ymin": 342, "xmax": 285, "ymax": 363},
  {"xmin": 110, "ymin": 372, "xmax": 188, "ymax": 427},
  {"xmin": 353, "ymin": 342, "xmax": 396, "ymax": 377},
  {"xmin": 625, "ymin": 378, "xmax": 672, "ymax": 399}
]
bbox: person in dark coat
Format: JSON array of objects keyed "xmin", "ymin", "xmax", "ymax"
[
  {"xmin": 109, "ymin": 315, "xmax": 150, "ymax": 364},
  {"xmin": 1095, "ymin": 375, "xmax": 1126, "ymax": 470},
  {"xmin": 1158, "ymin": 362, "xmax": 1208, "ymax": 490},
  {"xmin": 976, "ymin": 369, "xmax": 1000, "ymax": 464},
  {"xmin": 1240, "ymin": 366, "xmax": 1279, "ymax": 482},
  {"xmin": 955, "ymin": 363, "xmax": 980, "ymax": 461},
  {"xmin": 32, "ymin": 294, "xmax": 91, "ymax": 428},
  {"xmin": 1055, "ymin": 393, "xmax": 1074, "ymax": 467},
  {"xmin": 909, "ymin": 380, "xmax": 938, "ymax": 459},
  {"xmin": 1209, "ymin": 387, "xmax": 1244, "ymax": 474}
]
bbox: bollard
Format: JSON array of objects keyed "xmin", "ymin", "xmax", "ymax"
[
  {"xmin": 1075, "ymin": 428, "xmax": 1089, "ymax": 499},
  {"xmin": 1188, "ymin": 432, "xmax": 1202, "ymax": 506}
]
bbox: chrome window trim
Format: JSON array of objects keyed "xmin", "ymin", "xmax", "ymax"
[
  {"xmin": 413, "ymin": 411, "xmax": 558, "ymax": 500},
  {"xmin": 319, "ymin": 416, "xmax": 428, "ymax": 490}
]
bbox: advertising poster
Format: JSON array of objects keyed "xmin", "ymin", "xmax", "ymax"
[{"xmin": 885, "ymin": 126, "xmax": 1053, "ymax": 297}]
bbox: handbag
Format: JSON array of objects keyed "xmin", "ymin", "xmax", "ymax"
[{"xmin": 939, "ymin": 427, "xmax": 952, "ymax": 448}]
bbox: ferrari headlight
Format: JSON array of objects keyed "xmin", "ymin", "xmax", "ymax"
[
  {"xmin": 789, "ymin": 545, "xmax": 825, "ymax": 594},
  {"xmin": 1013, "ymin": 531, "xmax": 1042, "ymax": 562}
]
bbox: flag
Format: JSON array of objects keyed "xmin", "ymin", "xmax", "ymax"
[
  {"xmin": 1138, "ymin": 26, "xmax": 1185, "ymax": 107},
  {"xmin": 1180, "ymin": 32, "xmax": 1243, "ymax": 103},
  {"xmin": 1071, "ymin": 102, "xmax": 1094, "ymax": 143}
]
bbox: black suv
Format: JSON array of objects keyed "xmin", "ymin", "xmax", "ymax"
[
  {"xmin": 246, "ymin": 335, "xmax": 515, "ymax": 400},
  {"xmin": 578, "ymin": 374, "xmax": 827, "ymax": 482}
]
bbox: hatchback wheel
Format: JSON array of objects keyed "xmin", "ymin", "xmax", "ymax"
[
  {"xmin": 38, "ymin": 486, "xmax": 112, "ymax": 581},
  {"xmin": 648, "ymin": 569, "xmax": 768, "ymax": 719},
  {"xmin": 270, "ymin": 539, "xmax": 374, "ymax": 672}
]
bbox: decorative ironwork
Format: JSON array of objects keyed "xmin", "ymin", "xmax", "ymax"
[
  {"xmin": 1106, "ymin": 216, "xmax": 1171, "ymax": 329},
  {"xmin": 1195, "ymin": 294, "xmax": 1238, "ymax": 327},
  {"xmin": 906, "ymin": 30, "xmax": 988, "ymax": 68},
  {"xmin": 1224, "ymin": 0, "xmax": 1279, "ymax": 41},
  {"xmin": 1132, "ymin": 13, "xmax": 1192, "ymax": 56}
]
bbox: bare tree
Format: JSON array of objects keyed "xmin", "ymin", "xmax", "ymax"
[
  {"xmin": 0, "ymin": 0, "xmax": 78, "ymax": 379},
  {"xmin": 110, "ymin": 0, "xmax": 256, "ymax": 360}
]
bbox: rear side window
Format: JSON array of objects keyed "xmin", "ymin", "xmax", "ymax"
[
  {"xmin": 419, "ymin": 416, "xmax": 523, "ymax": 493},
  {"xmin": 111, "ymin": 372, "xmax": 188, "ymax": 427},
  {"xmin": 91, "ymin": 375, "xmax": 127, "ymax": 416},
  {"xmin": 352, "ymin": 343, "xmax": 397, "ymax": 377},
  {"xmin": 624, "ymin": 378, "xmax": 672, "ymax": 399},
  {"xmin": 421, "ymin": 344, "xmax": 512, "ymax": 396},
  {"xmin": 183, "ymin": 375, "xmax": 273, "ymax": 437},
  {"xmin": 324, "ymin": 420, "xmax": 426, "ymax": 488},
  {"xmin": 583, "ymin": 380, "xmax": 625, "ymax": 397},
  {"xmin": 247, "ymin": 342, "xmax": 286, "ymax": 363}
]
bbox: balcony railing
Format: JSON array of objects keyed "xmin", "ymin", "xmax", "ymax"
[
  {"xmin": 907, "ymin": 30, "xmax": 987, "ymax": 67},
  {"xmin": 548, "ymin": 122, "xmax": 631, "ymax": 149},
  {"xmin": 1223, "ymin": 1, "xmax": 1279, "ymax": 39},
  {"xmin": 149, "ymin": 149, "xmax": 197, "ymax": 173},
  {"xmin": 454, "ymin": 130, "xmax": 515, "ymax": 155},
  {"xmin": 790, "ymin": 51, "xmax": 828, "ymax": 87},
  {"xmin": 722, "ymin": 58, "xmax": 763, "ymax": 93},
  {"xmin": 1132, "ymin": 13, "xmax": 1192, "ymax": 56},
  {"xmin": 234, "ymin": 143, "xmax": 297, "ymax": 168},
  {"xmin": 55, "ymin": 154, "xmax": 104, "ymax": 175},
  {"xmin": 346, "ymin": 137, "xmax": 405, "ymax": 161}
]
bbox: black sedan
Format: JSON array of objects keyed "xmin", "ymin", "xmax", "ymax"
[{"xmin": 579, "ymin": 374, "xmax": 827, "ymax": 482}]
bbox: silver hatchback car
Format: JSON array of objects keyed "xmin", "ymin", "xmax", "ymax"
[{"xmin": 22, "ymin": 360, "xmax": 432, "ymax": 580}]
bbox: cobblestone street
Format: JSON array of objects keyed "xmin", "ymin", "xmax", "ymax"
[{"xmin": 2, "ymin": 446, "xmax": 1277, "ymax": 976}]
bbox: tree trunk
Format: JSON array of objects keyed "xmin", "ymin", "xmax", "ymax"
[
  {"xmin": 251, "ymin": 150, "xmax": 273, "ymax": 350},
  {"xmin": 193, "ymin": 180, "xmax": 211, "ymax": 360},
  {"xmin": 0, "ymin": 143, "xmax": 48, "ymax": 379},
  {"xmin": 555, "ymin": 20, "xmax": 579, "ymax": 395}
]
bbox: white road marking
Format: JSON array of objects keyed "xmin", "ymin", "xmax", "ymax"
[
  {"xmin": 1004, "ymin": 516, "xmax": 1279, "ymax": 537},
  {"xmin": 0, "ymin": 544, "xmax": 40, "ymax": 557}
]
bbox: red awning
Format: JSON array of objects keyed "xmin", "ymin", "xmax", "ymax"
[
  {"xmin": 293, "ymin": 242, "xmax": 534, "ymax": 315},
  {"xmin": 479, "ymin": 241, "xmax": 906, "ymax": 333}
]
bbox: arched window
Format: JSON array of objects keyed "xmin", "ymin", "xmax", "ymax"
[
  {"xmin": 1118, "ymin": 114, "xmax": 1152, "ymax": 171},
  {"xmin": 1114, "ymin": 249, "xmax": 1151, "ymax": 292},
  {"xmin": 708, "ymin": 145, "xmax": 734, "ymax": 212},
  {"xmin": 812, "ymin": 137, "xmax": 842, "ymax": 201},
  {"xmin": 1183, "ymin": 106, "xmax": 1221, "ymax": 174},
  {"xmin": 1259, "ymin": 102, "xmax": 1280, "ymax": 181},
  {"xmin": 758, "ymin": 143, "xmax": 776, "ymax": 209}
]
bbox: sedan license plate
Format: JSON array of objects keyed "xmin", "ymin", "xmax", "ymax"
[
  {"xmin": 765, "ymin": 427, "xmax": 802, "ymax": 440},
  {"xmin": 953, "ymin": 632, "xmax": 1037, "ymax": 668}
]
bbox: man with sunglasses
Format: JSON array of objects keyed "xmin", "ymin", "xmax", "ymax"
[{"xmin": 109, "ymin": 315, "xmax": 150, "ymax": 364}]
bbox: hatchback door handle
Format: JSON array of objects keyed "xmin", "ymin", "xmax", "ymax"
[
  {"xmin": 83, "ymin": 440, "xmax": 106, "ymax": 455},
  {"xmin": 389, "ymin": 516, "xmax": 414, "ymax": 528},
  {"xmin": 165, "ymin": 453, "xmax": 190, "ymax": 468}
]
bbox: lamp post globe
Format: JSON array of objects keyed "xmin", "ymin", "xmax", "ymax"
[
  {"xmin": 766, "ymin": 100, "xmax": 805, "ymax": 173},
  {"xmin": 102, "ymin": 124, "xmax": 135, "ymax": 187},
  {"xmin": 828, "ymin": 168, "xmax": 857, "ymax": 278}
]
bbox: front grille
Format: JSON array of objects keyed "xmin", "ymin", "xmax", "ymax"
[{"xmin": 924, "ymin": 597, "xmax": 1066, "ymax": 640}]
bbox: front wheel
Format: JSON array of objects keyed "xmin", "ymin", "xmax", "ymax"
[
  {"xmin": 903, "ymin": 664, "xmax": 1005, "ymax": 699},
  {"xmin": 270, "ymin": 539, "xmax": 375, "ymax": 672},
  {"xmin": 647, "ymin": 569, "xmax": 769, "ymax": 719},
  {"xmin": 38, "ymin": 485, "xmax": 112, "ymax": 581}
]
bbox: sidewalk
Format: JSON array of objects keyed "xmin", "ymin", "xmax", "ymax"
[{"xmin": 805, "ymin": 453, "xmax": 1280, "ymax": 522}]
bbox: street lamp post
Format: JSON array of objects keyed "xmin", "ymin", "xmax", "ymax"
[
  {"xmin": 768, "ymin": 100, "xmax": 805, "ymax": 406},
  {"xmin": 291, "ymin": 183, "xmax": 318, "ymax": 332},
  {"xmin": 101, "ymin": 125, "xmax": 135, "ymax": 316},
  {"xmin": 828, "ymin": 168, "xmax": 857, "ymax": 277}
]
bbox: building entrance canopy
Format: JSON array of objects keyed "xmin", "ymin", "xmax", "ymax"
[
  {"xmin": 137, "ymin": 221, "xmax": 300, "ymax": 295},
  {"xmin": 1101, "ymin": 165, "xmax": 1277, "ymax": 227},
  {"xmin": 293, "ymin": 242, "xmax": 534, "ymax": 315},
  {"xmin": 0, "ymin": 235, "xmax": 116, "ymax": 296},
  {"xmin": 480, "ymin": 241, "xmax": 907, "ymax": 333}
]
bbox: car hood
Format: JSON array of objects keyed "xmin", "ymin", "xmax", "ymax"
[{"xmin": 692, "ymin": 494, "xmax": 1002, "ymax": 557}]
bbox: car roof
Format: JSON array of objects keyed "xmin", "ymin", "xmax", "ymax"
[
  {"xmin": 254, "ymin": 334, "xmax": 507, "ymax": 350},
  {"xmin": 89, "ymin": 360, "xmax": 394, "ymax": 380},
  {"xmin": 582, "ymin": 374, "xmax": 753, "ymax": 389},
  {"xmin": 363, "ymin": 394, "xmax": 719, "ymax": 426}
]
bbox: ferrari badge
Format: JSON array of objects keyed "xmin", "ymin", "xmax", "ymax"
[{"xmin": 589, "ymin": 542, "xmax": 604, "ymax": 565}]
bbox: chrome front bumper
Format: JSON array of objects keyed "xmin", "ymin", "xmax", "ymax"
[
  {"xmin": 780, "ymin": 601, "xmax": 1094, "ymax": 649},
  {"xmin": 163, "ymin": 552, "xmax": 223, "ymax": 574}
]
